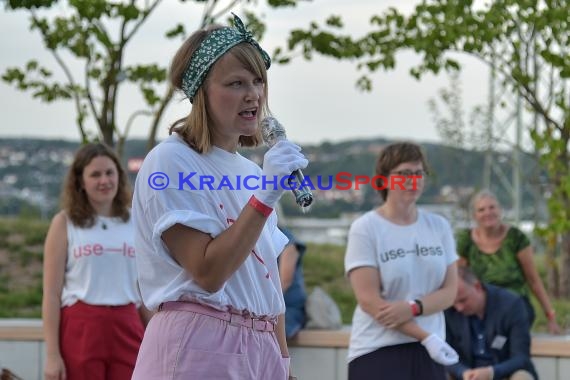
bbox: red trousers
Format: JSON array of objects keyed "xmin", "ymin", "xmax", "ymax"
[{"xmin": 60, "ymin": 301, "xmax": 144, "ymax": 380}]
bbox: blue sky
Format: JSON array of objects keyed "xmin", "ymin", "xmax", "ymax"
[{"xmin": 0, "ymin": 0, "xmax": 489, "ymax": 145}]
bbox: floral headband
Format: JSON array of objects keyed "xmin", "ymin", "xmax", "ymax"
[{"xmin": 181, "ymin": 13, "xmax": 271, "ymax": 103}]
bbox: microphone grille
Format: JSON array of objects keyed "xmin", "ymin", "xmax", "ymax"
[{"xmin": 261, "ymin": 116, "xmax": 287, "ymax": 147}]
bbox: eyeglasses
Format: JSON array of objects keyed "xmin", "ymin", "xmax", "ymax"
[{"xmin": 390, "ymin": 169, "xmax": 427, "ymax": 178}]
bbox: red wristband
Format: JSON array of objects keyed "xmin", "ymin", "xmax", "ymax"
[
  {"xmin": 414, "ymin": 299, "xmax": 424, "ymax": 315},
  {"xmin": 248, "ymin": 195, "xmax": 273, "ymax": 217},
  {"xmin": 408, "ymin": 300, "xmax": 420, "ymax": 316},
  {"xmin": 546, "ymin": 310, "xmax": 556, "ymax": 321}
]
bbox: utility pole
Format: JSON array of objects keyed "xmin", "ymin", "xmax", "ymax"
[
  {"xmin": 483, "ymin": 54, "xmax": 495, "ymax": 190},
  {"xmin": 513, "ymin": 89, "xmax": 522, "ymax": 224},
  {"xmin": 484, "ymin": 50, "xmax": 523, "ymax": 224}
]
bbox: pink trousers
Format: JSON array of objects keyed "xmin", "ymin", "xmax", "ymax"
[{"xmin": 132, "ymin": 302, "xmax": 289, "ymax": 380}]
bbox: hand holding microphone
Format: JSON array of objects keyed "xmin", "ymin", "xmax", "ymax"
[
  {"xmin": 260, "ymin": 117, "xmax": 314, "ymax": 208},
  {"xmin": 254, "ymin": 138, "xmax": 308, "ymax": 209}
]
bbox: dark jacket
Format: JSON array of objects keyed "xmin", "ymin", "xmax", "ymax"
[{"xmin": 445, "ymin": 284, "xmax": 538, "ymax": 380}]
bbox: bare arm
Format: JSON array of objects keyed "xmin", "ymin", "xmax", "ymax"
[
  {"xmin": 392, "ymin": 262, "xmax": 458, "ymax": 341},
  {"xmin": 42, "ymin": 211, "xmax": 68, "ymax": 380},
  {"xmin": 162, "ymin": 204, "xmax": 271, "ymax": 293},
  {"xmin": 517, "ymin": 246, "xmax": 561, "ymax": 333},
  {"xmin": 362, "ymin": 262, "xmax": 458, "ymax": 340},
  {"xmin": 348, "ymin": 267, "xmax": 387, "ymax": 316},
  {"xmin": 416, "ymin": 262, "xmax": 458, "ymax": 316},
  {"xmin": 275, "ymin": 314, "xmax": 293, "ymax": 377},
  {"xmin": 348, "ymin": 267, "xmax": 426, "ymax": 340},
  {"xmin": 279, "ymin": 244, "xmax": 299, "ymax": 292},
  {"xmin": 137, "ymin": 304, "xmax": 154, "ymax": 327},
  {"xmin": 276, "ymin": 313, "xmax": 289, "ymax": 355}
]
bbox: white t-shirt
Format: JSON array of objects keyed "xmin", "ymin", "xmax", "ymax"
[
  {"xmin": 62, "ymin": 214, "xmax": 141, "ymax": 307},
  {"xmin": 344, "ymin": 209, "xmax": 458, "ymax": 362},
  {"xmin": 132, "ymin": 134, "xmax": 288, "ymax": 316}
]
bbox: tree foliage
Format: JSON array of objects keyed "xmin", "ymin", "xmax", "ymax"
[
  {"xmin": 2, "ymin": 0, "xmax": 303, "ymax": 156},
  {"xmin": 285, "ymin": 0, "xmax": 570, "ymax": 295}
]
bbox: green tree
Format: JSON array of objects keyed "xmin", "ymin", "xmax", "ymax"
[
  {"xmin": 2, "ymin": 0, "xmax": 302, "ymax": 157},
  {"xmin": 286, "ymin": 0, "xmax": 570, "ymax": 296},
  {"xmin": 428, "ymin": 71, "xmax": 489, "ymax": 152}
]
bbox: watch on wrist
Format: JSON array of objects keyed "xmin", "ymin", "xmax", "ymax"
[
  {"xmin": 414, "ymin": 299, "xmax": 424, "ymax": 315},
  {"xmin": 408, "ymin": 300, "xmax": 420, "ymax": 316}
]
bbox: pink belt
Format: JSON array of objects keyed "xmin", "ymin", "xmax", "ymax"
[{"xmin": 158, "ymin": 301, "xmax": 276, "ymax": 332}]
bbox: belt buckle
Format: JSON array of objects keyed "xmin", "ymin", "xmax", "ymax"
[
  {"xmin": 265, "ymin": 320, "xmax": 275, "ymax": 331},
  {"xmin": 229, "ymin": 313, "xmax": 253, "ymax": 329},
  {"xmin": 254, "ymin": 318, "xmax": 271, "ymax": 332}
]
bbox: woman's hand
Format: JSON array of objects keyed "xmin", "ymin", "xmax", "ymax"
[
  {"xmin": 462, "ymin": 367, "xmax": 493, "ymax": 380},
  {"xmin": 255, "ymin": 140, "xmax": 308, "ymax": 208},
  {"xmin": 374, "ymin": 300, "xmax": 413, "ymax": 329},
  {"xmin": 547, "ymin": 318, "xmax": 563, "ymax": 334},
  {"xmin": 44, "ymin": 353, "xmax": 66, "ymax": 380}
]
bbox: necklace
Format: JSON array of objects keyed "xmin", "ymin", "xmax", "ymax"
[{"xmin": 99, "ymin": 216, "xmax": 108, "ymax": 230}]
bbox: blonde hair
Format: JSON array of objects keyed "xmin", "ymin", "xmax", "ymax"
[
  {"xmin": 169, "ymin": 25, "xmax": 269, "ymax": 153},
  {"xmin": 469, "ymin": 189, "xmax": 500, "ymax": 215}
]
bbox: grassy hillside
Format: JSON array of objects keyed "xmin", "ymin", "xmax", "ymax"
[
  {"xmin": 0, "ymin": 137, "xmax": 545, "ymax": 220},
  {"xmin": 0, "ymin": 217, "xmax": 46, "ymax": 317},
  {"xmin": 0, "ymin": 217, "xmax": 567, "ymax": 332},
  {"xmin": 303, "ymin": 243, "xmax": 356, "ymax": 323}
]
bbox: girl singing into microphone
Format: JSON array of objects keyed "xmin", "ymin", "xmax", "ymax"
[{"xmin": 131, "ymin": 14, "xmax": 307, "ymax": 380}]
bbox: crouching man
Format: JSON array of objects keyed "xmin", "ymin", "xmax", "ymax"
[{"xmin": 445, "ymin": 266, "xmax": 538, "ymax": 380}]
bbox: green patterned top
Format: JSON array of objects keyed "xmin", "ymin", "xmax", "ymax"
[{"xmin": 456, "ymin": 226, "xmax": 530, "ymax": 297}]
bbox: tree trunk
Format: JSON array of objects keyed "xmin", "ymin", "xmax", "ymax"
[
  {"xmin": 102, "ymin": 126, "xmax": 114, "ymax": 148},
  {"xmin": 147, "ymin": 86, "xmax": 174, "ymax": 153},
  {"xmin": 116, "ymin": 135, "xmax": 126, "ymax": 160}
]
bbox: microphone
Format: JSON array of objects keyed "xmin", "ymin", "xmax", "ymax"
[{"xmin": 260, "ymin": 117, "xmax": 314, "ymax": 208}]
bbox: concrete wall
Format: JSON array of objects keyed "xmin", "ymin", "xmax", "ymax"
[
  {"xmin": 0, "ymin": 319, "xmax": 44, "ymax": 380},
  {"xmin": 2, "ymin": 320, "xmax": 569, "ymax": 380},
  {"xmin": 287, "ymin": 330, "xmax": 570, "ymax": 380}
]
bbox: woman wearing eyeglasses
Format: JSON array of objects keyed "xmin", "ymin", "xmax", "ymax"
[{"xmin": 345, "ymin": 142, "xmax": 459, "ymax": 380}]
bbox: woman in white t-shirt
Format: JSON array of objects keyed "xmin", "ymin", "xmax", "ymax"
[
  {"xmin": 131, "ymin": 14, "xmax": 307, "ymax": 380},
  {"xmin": 345, "ymin": 142, "xmax": 459, "ymax": 380},
  {"xmin": 42, "ymin": 143, "xmax": 149, "ymax": 380}
]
